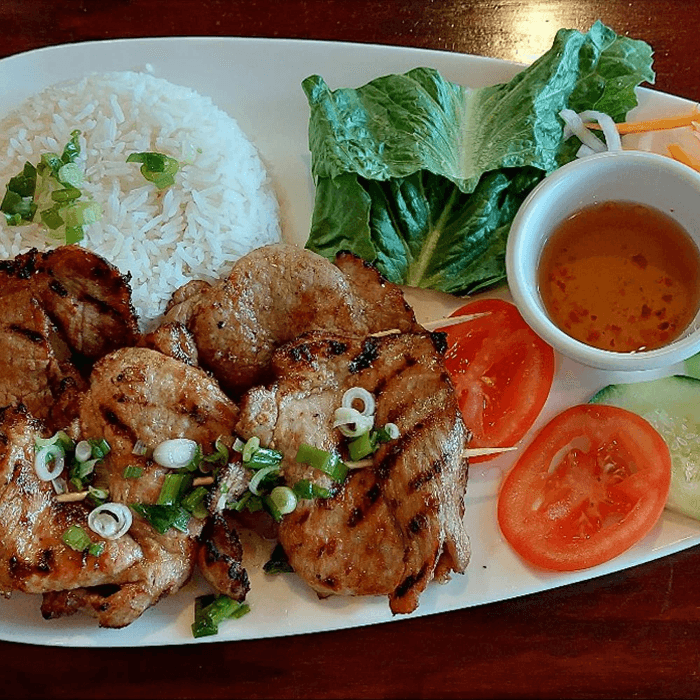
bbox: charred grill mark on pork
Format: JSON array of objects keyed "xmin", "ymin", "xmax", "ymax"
[
  {"xmin": 235, "ymin": 330, "xmax": 471, "ymax": 614},
  {"xmin": 197, "ymin": 513, "xmax": 250, "ymax": 601},
  {"xmin": 0, "ymin": 246, "xmax": 140, "ymax": 362},
  {"xmin": 0, "ymin": 405, "xmax": 143, "ymax": 597},
  {"xmin": 40, "ymin": 346, "xmax": 247, "ymax": 628}
]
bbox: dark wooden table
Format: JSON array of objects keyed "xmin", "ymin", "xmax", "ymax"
[{"xmin": 2, "ymin": 1, "xmax": 700, "ymax": 698}]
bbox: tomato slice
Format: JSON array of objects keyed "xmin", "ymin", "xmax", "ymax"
[
  {"xmin": 437, "ymin": 298, "xmax": 554, "ymax": 462},
  {"xmin": 497, "ymin": 404, "xmax": 671, "ymax": 571}
]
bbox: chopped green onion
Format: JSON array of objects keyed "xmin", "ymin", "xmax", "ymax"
[
  {"xmin": 347, "ymin": 430, "xmax": 375, "ymax": 461},
  {"xmin": 191, "ymin": 594, "xmax": 250, "ymax": 638},
  {"xmin": 132, "ymin": 440, "xmax": 148, "ymax": 456},
  {"xmin": 74, "ymin": 440, "xmax": 93, "ymax": 463},
  {"xmin": 3, "ymin": 131, "xmax": 85, "ymax": 239},
  {"xmin": 35, "ymin": 430, "xmax": 74, "ymax": 452},
  {"xmin": 40, "ymin": 205, "xmax": 64, "ymax": 230},
  {"xmin": 61, "ymin": 200, "xmax": 102, "ymax": 228},
  {"xmin": 264, "ymin": 486, "xmax": 297, "ymax": 522},
  {"xmin": 126, "ymin": 151, "xmax": 180, "ymax": 190},
  {"xmin": 157, "ymin": 473, "xmax": 193, "ymax": 506},
  {"xmin": 341, "ymin": 387, "xmax": 375, "ymax": 416},
  {"xmin": 295, "ymin": 443, "xmax": 348, "ymax": 483},
  {"xmin": 230, "ymin": 491, "xmax": 263, "ymax": 513},
  {"xmin": 292, "ymin": 479, "xmax": 332, "ymax": 500},
  {"xmin": 230, "ymin": 491, "xmax": 251, "ymax": 511},
  {"xmin": 130, "ymin": 503, "xmax": 190, "ymax": 534},
  {"xmin": 65, "ymin": 225, "xmax": 84, "ymax": 244},
  {"xmin": 181, "ymin": 486, "xmax": 209, "ymax": 519},
  {"xmin": 57, "ymin": 162, "xmax": 83, "ymax": 188},
  {"xmin": 88, "ymin": 503, "xmax": 132, "ymax": 540},
  {"xmin": 87, "ymin": 541, "xmax": 105, "ymax": 557},
  {"xmin": 245, "ymin": 446, "xmax": 284, "ymax": 470},
  {"xmin": 60, "ymin": 129, "xmax": 81, "ymax": 165},
  {"xmin": 34, "ymin": 443, "xmax": 66, "ymax": 482},
  {"xmin": 234, "ymin": 435, "xmax": 283, "ymax": 468},
  {"xmin": 153, "ymin": 438, "xmax": 201, "ymax": 471},
  {"xmin": 87, "ymin": 486, "xmax": 109, "ymax": 507},
  {"xmin": 88, "ymin": 437, "xmax": 111, "ymax": 459},
  {"xmin": 61, "ymin": 524, "xmax": 91, "ymax": 552},
  {"xmin": 248, "ymin": 464, "xmax": 281, "ymax": 496},
  {"xmin": 241, "ymin": 436, "xmax": 261, "ymax": 462},
  {"xmin": 70, "ymin": 457, "xmax": 98, "ymax": 481},
  {"xmin": 50, "ymin": 185, "xmax": 81, "ymax": 203},
  {"xmin": 203, "ymin": 436, "xmax": 230, "ymax": 465},
  {"xmin": 1, "ymin": 161, "xmax": 37, "ymax": 225},
  {"xmin": 347, "ymin": 424, "xmax": 398, "ymax": 461},
  {"xmin": 377, "ymin": 424, "xmax": 400, "ymax": 442},
  {"xmin": 38, "ymin": 152, "xmax": 63, "ymax": 179},
  {"xmin": 123, "ymin": 465, "xmax": 144, "ymax": 479},
  {"xmin": 245, "ymin": 494, "xmax": 264, "ymax": 512},
  {"xmin": 263, "ymin": 543, "xmax": 294, "ymax": 574}
]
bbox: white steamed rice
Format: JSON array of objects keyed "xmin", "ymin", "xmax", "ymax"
[{"xmin": 0, "ymin": 70, "xmax": 281, "ymax": 329}]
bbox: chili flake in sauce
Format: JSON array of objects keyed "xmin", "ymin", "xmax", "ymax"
[{"xmin": 538, "ymin": 201, "xmax": 700, "ymax": 353}]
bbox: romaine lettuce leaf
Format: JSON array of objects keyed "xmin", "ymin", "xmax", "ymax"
[{"xmin": 303, "ymin": 21, "xmax": 654, "ymax": 294}]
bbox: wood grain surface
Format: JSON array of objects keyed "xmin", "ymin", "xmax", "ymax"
[{"xmin": 2, "ymin": 2, "xmax": 700, "ymax": 698}]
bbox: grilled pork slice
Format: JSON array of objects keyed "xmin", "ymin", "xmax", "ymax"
[
  {"xmin": 0, "ymin": 287, "xmax": 86, "ymax": 430},
  {"xmin": 185, "ymin": 244, "xmax": 420, "ymax": 395},
  {"xmin": 163, "ymin": 279, "xmax": 212, "ymax": 326},
  {"xmin": 139, "ymin": 321, "xmax": 199, "ymax": 366},
  {"xmin": 41, "ymin": 347, "xmax": 242, "ymax": 628},
  {"xmin": 0, "ymin": 245, "xmax": 140, "ymax": 360},
  {"xmin": 197, "ymin": 512, "xmax": 250, "ymax": 600},
  {"xmin": 235, "ymin": 330, "xmax": 471, "ymax": 614},
  {"xmin": 41, "ymin": 523, "xmax": 199, "ymax": 629},
  {"xmin": 0, "ymin": 405, "xmax": 142, "ymax": 597},
  {"xmin": 0, "ymin": 245, "xmax": 140, "ymax": 429}
]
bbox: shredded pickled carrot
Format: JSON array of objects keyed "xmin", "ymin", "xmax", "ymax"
[
  {"xmin": 585, "ymin": 108, "xmax": 700, "ymax": 135},
  {"xmin": 667, "ymin": 142, "xmax": 700, "ymax": 172}
]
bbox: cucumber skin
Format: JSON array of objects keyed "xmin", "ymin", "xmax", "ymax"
[
  {"xmin": 589, "ymin": 374, "xmax": 700, "ymax": 521},
  {"xmin": 589, "ymin": 375, "xmax": 700, "ymax": 415}
]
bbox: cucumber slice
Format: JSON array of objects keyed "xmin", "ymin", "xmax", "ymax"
[
  {"xmin": 589, "ymin": 375, "xmax": 700, "ymax": 520},
  {"xmin": 685, "ymin": 352, "xmax": 700, "ymax": 380}
]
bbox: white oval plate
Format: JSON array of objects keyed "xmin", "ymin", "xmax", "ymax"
[{"xmin": 1, "ymin": 36, "xmax": 699, "ymax": 648}]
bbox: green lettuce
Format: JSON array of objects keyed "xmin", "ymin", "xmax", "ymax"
[{"xmin": 302, "ymin": 21, "xmax": 655, "ymax": 294}]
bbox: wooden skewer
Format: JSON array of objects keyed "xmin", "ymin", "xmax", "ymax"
[
  {"xmin": 346, "ymin": 445, "xmax": 516, "ymax": 470},
  {"xmin": 463, "ymin": 446, "xmax": 518, "ymax": 457},
  {"xmin": 369, "ymin": 328, "xmax": 401, "ymax": 338},
  {"xmin": 422, "ymin": 311, "xmax": 491, "ymax": 331},
  {"xmin": 370, "ymin": 312, "xmax": 491, "ymax": 338},
  {"xmin": 49, "ymin": 309, "xmax": 501, "ymax": 504}
]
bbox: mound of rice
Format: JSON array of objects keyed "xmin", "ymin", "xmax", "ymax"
[{"xmin": 0, "ymin": 70, "xmax": 281, "ymax": 329}]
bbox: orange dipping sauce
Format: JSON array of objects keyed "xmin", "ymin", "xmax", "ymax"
[{"xmin": 538, "ymin": 201, "xmax": 700, "ymax": 353}]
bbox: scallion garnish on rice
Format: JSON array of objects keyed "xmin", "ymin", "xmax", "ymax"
[
  {"xmin": 126, "ymin": 151, "xmax": 180, "ymax": 189},
  {"xmin": 1, "ymin": 161, "xmax": 37, "ymax": 225},
  {"xmin": 0, "ymin": 128, "xmax": 101, "ymax": 243}
]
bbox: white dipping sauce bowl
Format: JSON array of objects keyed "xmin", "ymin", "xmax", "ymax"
[{"xmin": 506, "ymin": 150, "xmax": 700, "ymax": 371}]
